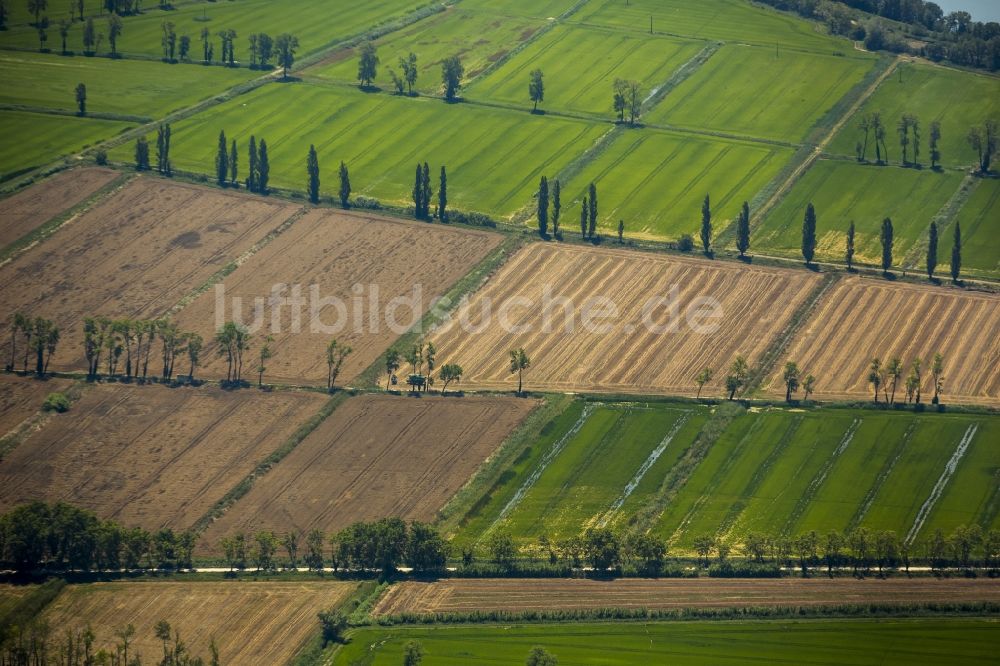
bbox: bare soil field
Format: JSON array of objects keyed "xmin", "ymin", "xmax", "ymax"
[
  {"xmin": 42, "ymin": 581, "xmax": 355, "ymax": 664},
  {"xmin": 201, "ymin": 394, "xmax": 535, "ymax": 548},
  {"xmin": 429, "ymin": 243, "xmax": 822, "ymax": 395},
  {"xmin": 0, "ymin": 167, "xmax": 119, "ymax": 248},
  {"xmin": 373, "ymin": 578, "xmax": 1000, "ymax": 616},
  {"xmin": 765, "ymin": 277, "xmax": 1000, "ymax": 405},
  {"xmin": 172, "ymin": 208, "xmax": 501, "ymax": 386},
  {"xmin": 0, "ymin": 177, "xmax": 301, "ymax": 372},
  {"xmin": 0, "ymin": 383, "xmax": 327, "ymax": 529},
  {"xmin": 0, "ymin": 375, "xmax": 70, "ymax": 441}
]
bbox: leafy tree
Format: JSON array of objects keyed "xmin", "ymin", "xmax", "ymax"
[
  {"xmin": 326, "ymin": 339, "xmax": 352, "ymax": 391},
  {"xmin": 35, "ymin": 18, "xmax": 47, "ymax": 51},
  {"xmin": 161, "ymin": 21, "xmax": 176, "ymax": 61},
  {"xmin": 407, "ymin": 521, "xmax": 448, "ymax": 572},
  {"xmin": 401, "ymin": 52, "xmax": 418, "ymax": 94},
  {"xmin": 967, "ymin": 120, "xmax": 997, "ymax": 173},
  {"xmin": 845, "ymin": 220, "xmax": 855, "ymax": 270},
  {"xmin": 537, "ymin": 175, "xmax": 548, "ymax": 236},
  {"xmin": 200, "ymin": 26, "xmax": 211, "ymax": 63},
  {"xmin": 215, "ymin": 130, "xmax": 228, "ymax": 186},
  {"xmin": 724, "ymin": 355, "xmax": 748, "ymax": 400},
  {"xmin": 551, "ymin": 179, "xmax": 561, "ymax": 237},
  {"xmin": 384, "ymin": 348, "xmax": 401, "ymax": 389},
  {"xmin": 695, "ymin": 367, "xmax": 714, "ymax": 399},
  {"xmin": 441, "ymin": 55, "xmax": 463, "ymax": 101},
  {"xmin": 929, "ymin": 120, "xmax": 941, "ymax": 168},
  {"xmin": 282, "ymin": 531, "xmax": 299, "ymax": 569},
  {"xmin": 28, "ymin": 0, "xmax": 45, "ymax": 25},
  {"xmin": 258, "ymin": 138, "xmax": 270, "ymax": 193},
  {"xmin": 588, "ymin": 182, "xmax": 597, "ymax": 239},
  {"xmin": 931, "ymin": 353, "xmax": 945, "ymax": 404},
  {"xmin": 612, "ymin": 79, "xmax": 626, "ymax": 122},
  {"xmin": 700, "ymin": 194, "xmax": 711, "ymax": 255},
  {"xmin": 74, "ymin": 82, "xmax": 86, "ymax": 115},
  {"xmin": 525, "ymin": 647, "xmax": 558, "ymax": 666},
  {"xmin": 438, "ymin": 165, "xmax": 447, "ymax": 220},
  {"xmin": 275, "ymin": 33, "xmax": 299, "ymax": 79},
  {"xmin": 318, "ymin": 609, "xmax": 348, "ymax": 645},
  {"xmin": 107, "ymin": 13, "xmax": 122, "ymax": 56},
  {"xmin": 950, "ymin": 220, "xmax": 961, "ymax": 283},
  {"xmin": 258, "ymin": 33, "xmax": 274, "ymax": 67},
  {"xmin": 439, "ymin": 363, "xmax": 463, "ymax": 394},
  {"xmin": 509, "ymin": 347, "xmax": 530, "ymax": 395},
  {"xmin": 617, "ymin": 219, "xmax": 624, "ymax": 242},
  {"xmin": 304, "ymin": 529, "xmax": 324, "ymax": 571},
  {"xmin": 802, "ymin": 203, "xmax": 816, "ymax": 266},
  {"xmin": 57, "ymin": 18, "xmax": 69, "ymax": 54},
  {"xmin": 528, "ymin": 68, "xmax": 544, "ymax": 111},
  {"xmin": 880, "ymin": 217, "xmax": 893, "ymax": 273},
  {"xmin": 693, "ymin": 534, "xmax": 715, "ymax": 568},
  {"xmin": 926, "ymin": 220, "xmax": 938, "ymax": 279},
  {"xmin": 583, "ymin": 527, "xmax": 620, "ymax": 570},
  {"xmin": 157, "ymin": 123, "xmax": 172, "ymax": 176},
  {"xmin": 489, "ymin": 530, "xmax": 517, "ymax": 569},
  {"xmin": 886, "ymin": 357, "xmax": 903, "ymax": 404},
  {"xmin": 256, "ymin": 335, "xmax": 273, "ymax": 387},
  {"xmin": 736, "ymin": 201, "xmax": 750, "ymax": 259},
  {"xmin": 186, "ymin": 333, "xmax": 202, "ymax": 381},
  {"xmin": 306, "ymin": 144, "xmax": 320, "ymax": 204},
  {"xmin": 339, "ymin": 161, "xmax": 351, "ymax": 207},
  {"xmin": 868, "ymin": 357, "xmax": 883, "ymax": 403},
  {"xmin": 783, "ymin": 361, "xmax": 800, "ymax": 402},
  {"xmin": 134, "ymin": 136, "xmax": 150, "ymax": 170},
  {"xmin": 82, "ymin": 16, "xmax": 94, "ymax": 53},
  {"xmin": 215, "ymin": 321, "xmax": 250, "ymax": 382},
  {"xmin": 357, "ymin": 41, "xmax": 378, "ymax": 87}
]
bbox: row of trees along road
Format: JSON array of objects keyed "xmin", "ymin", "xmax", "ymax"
[
  {"xmin": 5, "ymin": 313, "xmax": 59, "ymax": 374},
  {"xmin": 868, "ymin": 353, "xmax": 946, "ymax": 404},
  {"xmin": 855, "ymin": 115, "xmax": 997, "ymax": 173}
]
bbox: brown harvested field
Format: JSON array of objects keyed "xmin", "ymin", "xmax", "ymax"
[
  {"xmin": 42, "ymin": 581, "xmax": 356, "ymax": 664},
  {"xmin": 0, "ymin": 383, "xmax": 328, "ymax": 529},
  {"xmin": 0, "ymin": 584, "xmax": 33, "ymax": 617},
  {"xmin": 0, "ymin": 167, "xmax": 120, "ymax": 248},
  {"xmin": 0, "ymin": 177, "xmax": 301, "ymax": 371},
  {"xmin": 373, "ymin": 578, "xmax": 1000, "ymax": 616},
  {"xmin": 765, "ymin": 277, "xmax": 1000, "ymax": 405},
  {"xmin": 172, "ymin": 208, "xmax": 501, "ymax": 385},
  {"xmin": 0, "ymin": 375, "xmax": 71, "ymax": 440},
  {"xmin": 429, "ymin": 243, "xmax": 822, "ymax": 395},
  {"xmin": 201, "ymin": 394, "xmax": 535, "ymax": 549}
]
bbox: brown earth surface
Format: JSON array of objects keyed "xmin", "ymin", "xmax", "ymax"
[
  {"xmin": 172, "ymin": 208, "xmax": 502, "ymax": 386},
  {"xmin": 428, "ymin": 243, "xmax": 822, "ymax": 395},
  {"xmin": 0, "ymin": 375, "xmax": 71, "ymax": 441},
  {"xmin": 0, "ymin": 177, "xmax": 301, "ymax": 372},
  {"xmin": 373, "ymin": 577, "xmax": 1000, "ymax": 616},
  {"xmin": 765, "ymin": 277, "xmax": 1000, "ymax": 405},
  {"xmin": 200, "ymin": 394, "xmax": 535, "ymax": 551},
  {"xmin": 0, "ymin": 167, "xmax": 120, "ymax": 249},
  {"xmin": 0, "ymin": 383, "xmax": 328, "ymax": 529},
  {"xmin": 42, "ymin": 581, "xmax": 356, "ymax": 664}
]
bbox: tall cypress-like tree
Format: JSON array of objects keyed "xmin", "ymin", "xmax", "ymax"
[
  {"xmin": 950, "ymin": 221, "xmax": 961, "ymax": 283},
  {"xmin": 926, "ymin": 221, "xmax": 938, "ymax": 280},
  {"xmin": 438, "ymin": 165, "xmax": 447, "ymax": 220},
  {"xmin": 412, "ymin": 164, "xmax": 423, "ymax": 218},
  {"xmin": 229, "ymin": 138, "xmax": 237, "ymax": 185},
  {"xmin": 580, "ymin": 196, "xmax": 588, "ymax": 239},
  {"xmin": 156, "ymin": 123, "xmax": 171, "ymax": 176},
  {"xmin": 700, "ymin": 194, "xmax": 712, "ymax": 256},
  {"xmin": 802, "ymin": 202, "xmax": 817, "ymax": 266},
  {"xmin": 339, "ymin": 161, "xmax": 351, "ymax": 208},
  {"xmin": 880, "ymin": 217, "xmax": 894, "ymax": 273},
  {"xmin": 247, "ymin": 135, "xmax": 258, "ymax": 192},
  {"xmin": 537, "ymin": 176, "xmax": 549, "ymax": 236},
  {"xmin": 552, "ymin": 179, "xmax": 561, "ymax": 238},
  {"xmin": 258, "ymin": 139, "xmax": 270, "ymax": 194},
  {"xmin": 306, "ymin": 144, "xmax": 320, "ymax": 204},
  {"xmin": 846, "ymin": 220, "xmax": 855, "ymax": 271},
  {"xmin": 215, "ymin": 130, "xmax": 228, "ymax": 186},
  {"xmin": 736, "ymin": 200, "xmax": 750, "ymax": 259},
  {"xmin": 588, "ymin": 182, "xmax": 597, "ymax": 240},
  {"xmin": 421, "ymin": 163, "xmax": 432, "ymax": 219}
]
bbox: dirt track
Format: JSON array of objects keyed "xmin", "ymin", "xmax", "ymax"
[
  {"xmin": 0, "ymin": 382, "xmax": 327, "ymax": 529},
  {"xmin": 766, "ymin": 277, "xmax": 1000, "ymax": 405},
  {"xmin": 172, "ymin": 208, "xmax": 501, "ymax": 386},
  {"xmin": 373, "ymin": 577, "xmax": 1000, "ymax": 615},
  {"xmin": 42, "ymin": 581, "xmax": 356, "ymax": 664},
  {"xmin": 429, "ymin": 243, "xmax": 822, "ymax": 395},
  {"xmin": 0, "ymin": 167, "xmax": 119, "ymax": 249},
  {"xmin": 200, "ymin": 394, "xmax": 535, "ymax": 550},
  {"xmin": 0, "ymin": 177, "xmax": 301, "ymax": 372}
]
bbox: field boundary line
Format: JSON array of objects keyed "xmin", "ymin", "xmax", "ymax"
[
  {"xmin": 901, "ymin": 173, "xmax": 978, "ymax": 272},
  {"xmin": 905, "ymin": 423, "xmax": 979, "ymax": 544},
  {"xmin": 849, "ymin": 420, "xmax": 918, "ymax": 531},
  {"xmin": 782, "ymin": 417, "xmax": 861, "ymax": 533},
  {"xmin": 0, "ymin": 103, "xmax": 152, "ymax": 124}
]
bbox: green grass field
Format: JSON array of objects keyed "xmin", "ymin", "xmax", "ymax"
[
  {"xmin": 455, "ymin": 401, "xmax": 999, "ymax": 551},
  {"xmin": 646, "ymin": 44, "xmax": 876, "ymax": 142},
  {"xmin": 752, "ymin": 160, "xmax": 962, "ymax": 266},
  {"xmin": 942, "ymin": 177, "xmax": 1000, "ymax": 279},
  {"xmin": 469, "ymin": 24, "xmax": 704, "ymax": 117},
  {"xmin": 572, "ymin": 0, "xmax": 851, "ymax": 52},
  {"xmin": 0, "ymin": 0, "xmax": 420, "ymax": 59},
  {"xmin": 0, "ymin": 52, "xmax": 255, "ymax": 118},
  {"xmin": 110, "ymin": 81, "xmax": 606, "ymax": 216},
  {"xmin": 555, "ymin": 128, "xmax": 791, "ymax": 238},
  {"xmin": 826, "ymin": 62, "xmax": 1000, "ymax": 169},
  {"xmin": 0, "ymin": 111, "xmax": 131, "ymax": 180},
  {"xmin": 306, "ymin": 6, "xmax": 544, "ymax": 95},
  {"xmin": 336, "ymin": 619, "xmax": 1000, "ymax": 665}
]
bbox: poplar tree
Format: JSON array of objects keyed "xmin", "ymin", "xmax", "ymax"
[
  {"xmin": 880, "ymin": 217, "xmax": 893, "ymax": 273},
  {"xmin": 802, "ymin": 203, "xmax": 817, "ymax": 266},
  {"xmin": 736, "ymin": 200, "xmax": 750, "ymax": 259},
  {"xmin": 845, "ymin": 220, "xmax": 855, "ymax": 270},
  {"xmin": 580, "ymin": 196, "xmax": 588, "ymax": 239},
  {"xmin": 552, "ymin": 179, "xmax": 561, "ymax": 237},
  {"xmin": 700, "ymin": 194, "xmax": 712, "ymax": 255},
  {"xmin": 926, "ymin": 221, "xmax": 938, "ymax": 280},
  {"xmin": 588, "ymin": 182, "xmax": 597, "ymax": 240},
  {"xmin": 537, "ymin": 176, "xmax": 548, "ymax": 236},
  {"xmin": 246, "ymin": 135, "xmax": 258, "ymax": 192},
  {"xmin": 215, "ymin": 130, "xmax": 228, "ymax": 186},
  {"xmin": 258, "ymin": 139, "xmax": 270, "ymax": 193},
  {"xmin": 438, "ymin": 166, "xmax": 447, "ymax": 220},
  {"xmin": 412, "ymin": 164, "xmax": 423, "ymax": 218},
  {"xmin": 339, "ymin": 161, "xmax": 351, "ymax": 208},
  {"xmin": 950, "ymin": 221, "xmax": 961, "ymax": 283},
  {"xmin": 307, "ymin": 144, "xmax": 320, "ymax": 204},
  {"xmin": 229, "ymin": 138, "xmax": 237, "ymax": 185}
]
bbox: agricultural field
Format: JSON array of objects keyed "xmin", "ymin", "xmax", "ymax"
[
  {"xmin": 0, "ymin": 52, "xmax": 257, "ymax": 119},
  {"xmin": 337, "ymin": 618, "xmax": 1000, "ymax": 665},
  {"xmin": 0, "ymin": 382, "xmax": 328, "ymax": 530},
  {"xmin": 108, "ymin": 82, "xmax": 607, "ymax": 217},
  {"xmin": 0, "ymin": 166, "xmax": 119, "ymax": 248},
  {"xmin": 172, "ymin": 208, "xmax": 502, "ymax": 386},
  {"xmin": 753, "ymin": 160, "xmax": 963, "ymax": 266},
  {"xmin": 42, "ymin": 581, "xmax": 357, "ymax": 664},
  {"xmin": 826, "ymin": 62, "xmax": 1000, "ymax": 169},
  {"xmin": 945, "ymin": 177, "xmax": 1000, "ymax": 279},
  {"xmin": 0, "ymin": 0, "xmax": 420, "ymax": 59},
  {"xmin": 0, "ymin": 177, "xmax": 301, "ymax": 372},
  {"xmin": 200, "ymin": 394, "xmax": 536, "ymax": 550},
  {"xmin": 0, "ymin": 111, "xmax": 131, "ymax": 180},
  {"xmin": 429, "ymin": 242, "xmax": 822, "ymax": 396},
  {"xmin": 554, "ymin": 128, "xmax": 791, "ymax": 237},
  {"xmin": 373, "ymin": 578, "xmax": 1000, "ymax": 616},
  {"xmin": 647, "ymin": 44, "xmax": 876, "ymax": 142},
  {"xmin": 766, "ymin": 276, "xmax": 1000, "ymax": 405},
  {"xmin": 469, "ymin": 25, "xmax": 704, "ymax": 117},
  {"xmin": 0, "ymin": 375, "xmax": 72, "ymax": 443}
]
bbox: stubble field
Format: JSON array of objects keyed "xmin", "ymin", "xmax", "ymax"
[{"xmin": 0, "ymin": 375, "xmax": 72, "ymax": 442}]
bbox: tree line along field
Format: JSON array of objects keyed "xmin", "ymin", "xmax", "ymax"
[
  {"xmin": 0, "ymin": 382, "xmax": 329, "ymax": 530},
  {"xmin": 40, "ymin": 581, "xmax": 358, "ymax": 665},
  {"xmin": 0, "ymin": 111, "xmax": 131, "ymax": 180},
  {"xmin": 453, "ymin": 401, "xmax": 999, "ymax": 552},
  {"xmin": 337, "ymin": 618, "xmax": 999, "ymax": 665},
  {"xmin": 0, "ymin": 0, "xmax": 421, "ymax": 59}
]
